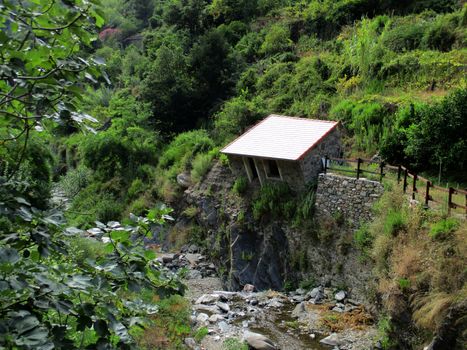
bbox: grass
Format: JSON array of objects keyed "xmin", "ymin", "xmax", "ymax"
[
  {"xmin": 191, "ymin": 153, "xmax": 214, "ymax": 183},
  {"xmin": 223, "ymin": 338, "xmax": 248, "ymax": 350},
  {"xmin": 194, "ymin": 326, "xmax": 209, "ymax": 342},
  {"xmin": 232, "ymin": 176, "xmax": 249, "ymax": 195},
  {"xmin": 429, "ymin": 217, "xmax": 459, "ymax": 239}
]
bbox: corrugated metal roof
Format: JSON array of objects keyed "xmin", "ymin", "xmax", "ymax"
[{"xmin": 221, "ymin": 114, "xmax": 339, "ymax": 161}]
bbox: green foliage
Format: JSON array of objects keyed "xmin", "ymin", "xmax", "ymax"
[
  {"xmin": 191, "ymin": 153, "xmax": 214, "ymax": 183},
  {"xmin": 260, "ymin": 24, "xmax": 292, "ymax": 55},
  {"xmin": 398, "ymin": 278, "xmax": 411, "ymax": 291},
  {"xmin": 252, "ymin": 182, "xmax": 296, "ymax": 220},
  {"xmin": 377, "ymin": 316, "xmax": 394, "ymax": 349},
  {"xmin": 59, "ymin": 166, "xmax": 92, "ymax": 199},
  {"xmin": 194, "ymin": 326, "xmax": 209, "ymax": 342},
  {"xmin": 299, "ymin": 277, "xmax": 316, "ymax": 290},
  {"xmin": 232, "ymin": 176, "xmax": 249, "ymax": 195},
  {"xmin": 0, "ymin": 177, "xmax": 184, "ymax": 349},
  {"xmin": 429, "ymin": 218, "xmax": 459, "ymax": 239},
  {"xmin": 381, "ymin": 89, "xmax": 467, "ymax": 177},
  {"xmin": 159, "ymin": 130, "xmax": 214, "ymax": 171},
  {"xmin": 223, "ymin": 337, "xmax": 249, "ymax": 350},
  {"xmin": 354, "ymin": 224, "xmax": 373, "ymax": 255},
  {"xmin": 383, "ymin": 209, "xmax": 406, "ymax": 236}
]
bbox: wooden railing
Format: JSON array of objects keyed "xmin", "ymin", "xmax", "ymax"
[{"xmin": 323, "ymin": 156, "xmax": 467, "ymax": 217}]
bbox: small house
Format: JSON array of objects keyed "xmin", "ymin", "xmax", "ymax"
[{"xmin": 221, "ymin": 114, "xmax": 341, "ymax": 190}]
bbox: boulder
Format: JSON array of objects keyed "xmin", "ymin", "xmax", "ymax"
[
  {"xmin": 243, "ymin": 284, "xmax": 255, "ymax": 293},
  {"xmin": 196, "ymin": 313, "xmax": 209, "ymax": 324},
  {"xmin": 217, "ymin": 321, "xmax": 230, "ymax": 333},
  {"xmin": 335, "ymin": 290, "xmax": 346, "ymax": 302},
  {"xmin": 320, "ymin": 333, "xmax": 344, "ymax": 347},
  {"xmin": 184, "ymin": 337, "xmax": 197, "ymax": 349},
  {"xmin": 216, "ymin": 301, "xmax": 230, "ymax": 313},
  {"xmin": 209, "ymin": 314, "xmax": 224, "ymax": 323},
  {"xmin": 177, "ymin": 173, "xmax": 192, "ymax": 188},
  {"xmin": 292, "ymin": 302, "xmax": 306, "ymax": 319},
  {"xmin": 196, "ymin": 294, "xmax": 220, "ymax": 305},
  {"xmin": 244, "ymin": 331, "xmax": 277, "ymax": 350}
]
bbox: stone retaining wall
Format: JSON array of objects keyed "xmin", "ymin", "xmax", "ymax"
[{"xmin": 315, "ymin": 173, "xmax": 384, "ymax": 226}]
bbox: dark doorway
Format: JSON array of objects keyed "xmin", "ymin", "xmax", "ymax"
[
  {"xmin": 267, "ymin": 159, "xmax": 280, "ymax": 178},
  {"xmin": 248, "ymin": 157, "xmax": 258, "ymax": 179}
]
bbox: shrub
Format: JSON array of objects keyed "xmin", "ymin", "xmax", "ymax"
[
  {"xmin": 354, "ymin": 224, "xmax": 373, "ymax": 250},
  {"xmin": 96, "ymin": 196, "xmax": 124, "ymax": 223},
  {"xmin": 127, "ymin": 178, "xmax": 145, "ymax": 199},
  {"xmin": 382, "ymin": 22, "xmax": 427, "ymax": 52},
  {"xmin": 191, "ymin": 153, "xmax": 214, "ymax": 183},
  {"xmin": 260, "ymin": 23, "xmax": 292, "ymax": 55},
  {"xmin": 158, "ymin": 130, "xmax": 214, "ymax": 170},
  {"xmin": 429, "ymin": 218, "xmax": 459, "ymax": 239},
  {"xmin": 232, "ymin": 176, "xmax": 249, "ymax": 195},
  {"xmin": 252, "ymin": 182, "xmax": 295, "ymax": 220},
  {"xmin": 59, "ymin": 166, "xmax": 92, "ymax": 199},
  {"xmin": 383, "ymin": 209, "xmax": 406, "ymax": 236}
]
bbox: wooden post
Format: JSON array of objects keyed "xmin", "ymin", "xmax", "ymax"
[
  {"xmin": 448, "ymin": 187, "xmax": 454, "ymax": 215},
  {"xmin": 425, "ymin": 181, "xmax": 431, "ymax": 207},
  {"xmin": 465, "ymin": 193, "xmax": 467, "ymax": 219},
  {"xmin": 397, "ymin": 165, "xmax": 402, "ymax": 183},
  {"xmin": 379, "ymin": 161, "xmax": 385, "ymax": 182},
  {"xmin": 356, "ymin": 158, "xmax": 362, "ymax": 179},
  {"xmin": 403, "ymin": 168, "xmax": 408, "ymax": 193},
  {"xmin": 412, "ymin": 174, "xmax": 417, "ymax": 200}
]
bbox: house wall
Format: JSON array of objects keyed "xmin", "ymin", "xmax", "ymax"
[
  {"xmin": 226, "ymin": 126, "xmax": 342, "ymax": 190},
  {"xmin": 300, "ymin": 127, "xmax": 342, "ymax": 184}
]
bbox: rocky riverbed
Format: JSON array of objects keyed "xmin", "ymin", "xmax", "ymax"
[{"xmin": 157, "ymin": 252, "xmax": 380, "ymax": 350}]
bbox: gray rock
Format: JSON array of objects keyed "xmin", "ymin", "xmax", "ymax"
[
  {"xmin": 194, "ymin": 304, "xmax": 221, "ymax": 314},
  {"xmin": 320, "ymin": 333, "xmax": 344, "ymax": 347},
  {"xmin": 196, "ymin": 313, "xmax": 209, "ymax": 324},
  {"xmin": 347, "ymin": 298, "xmax": 360, "ymax": 306},
  {"xmin": 217, "ymin": 321, "xmax": 230, "ymax": 333},
  {"xmin": 186, "ymin": 269, "xmax": 203, "ymax": 280},
  {"xmin": 161, "ymin": 254, "xmax": 175, "ymax": 263},
  {"xmin": 209, "ymin": 314, "xmax": 224, "ymax": 323},
  {"xmin": 292, "ymin": 302, "xmax": 306, "ymax": 319},
  {"xmin": 185, "ymin": 253, "xmax": 201, "ymax": 266},
  {"xmin": 244, "ymin": 331, "xmax": 277, "ymax": 350},
  {"xmin": 216, "ymin": 301, "xmax": 230, "ymax": 313},
  {"xmin": 267, "ymin": 298, "xmax": 283, "ymax": 308},
  {"xmin": 177, "ymin": 173, "xmax": 192, "ymax": 188},
  {"xmin": 295, "ymin": 288, "xmax": 307, "ymax": 295},
  {"xmin": 184, "ymin": 337, "xmax": 197, "ymax": 349},
  {"xmin": 243, "ymin": 284, "xmax": 255, "ymax": 293},
  {"xmin": 307, "ymin": 286, "xmax": 323, "ymax": 299},
  {"xmin": 196, "ymin": 294, "xmax": 220, "ymax": 305},
  {"xmin": 335, "ymin": 290, "xmax": 347, "ymax": 302}
]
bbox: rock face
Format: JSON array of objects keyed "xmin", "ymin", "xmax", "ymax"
[{"xmin": 178, "ymin": 162, "xmax": 375, "ymax": 301}]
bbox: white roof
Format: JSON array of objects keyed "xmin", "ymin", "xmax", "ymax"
[{"xmin": 221, "ymin": 115, "xmax": 338, "ymax": 161}]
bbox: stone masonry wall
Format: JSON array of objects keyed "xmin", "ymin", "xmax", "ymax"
[
  {"xmin": 300, "ymin": 127, "xmax": 342, "ymax": 184},
  {"xmin": 315, "ymin": 173, "xmax": 384, "ymax": 226}
]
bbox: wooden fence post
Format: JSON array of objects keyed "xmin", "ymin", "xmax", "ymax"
[
  {"xmin": 448, "ymin": 187, "xmax": 454, "ymax": 215},
  {"xmin": 403, "ymin": 168, "xmax": 408, "ymax": 193},
  {"xmin": 379, "ymin": 161, "xmax": 385, "ymax": 182},
  {"xmin": 425, "ymin": 181, "xmax": 431, "ymax": 207},
  {"xmin": 397, "ymin": 165, "xmax": 402, "ymax": 183},
  {"xmin": 412, "ymin": 174, "xmax": 417, "ymax": 200},
  {"xmin": 356, "ymin": 158, "xmax": 362, "ymax": 179}
]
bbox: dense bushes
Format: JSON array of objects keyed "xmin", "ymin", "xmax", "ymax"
[{"xmin": 381, "ymin": 88, "xmax": 467, "ymax": 177}]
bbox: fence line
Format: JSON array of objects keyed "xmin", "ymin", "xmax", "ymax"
[{"xmin": 323, "ymin": 156, "xmax": 467, "ymax": 218}]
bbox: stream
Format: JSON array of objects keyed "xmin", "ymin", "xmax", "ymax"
[{"xmin": 159, "ymin": 252, "xmax": 379, "ymax": 350}]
